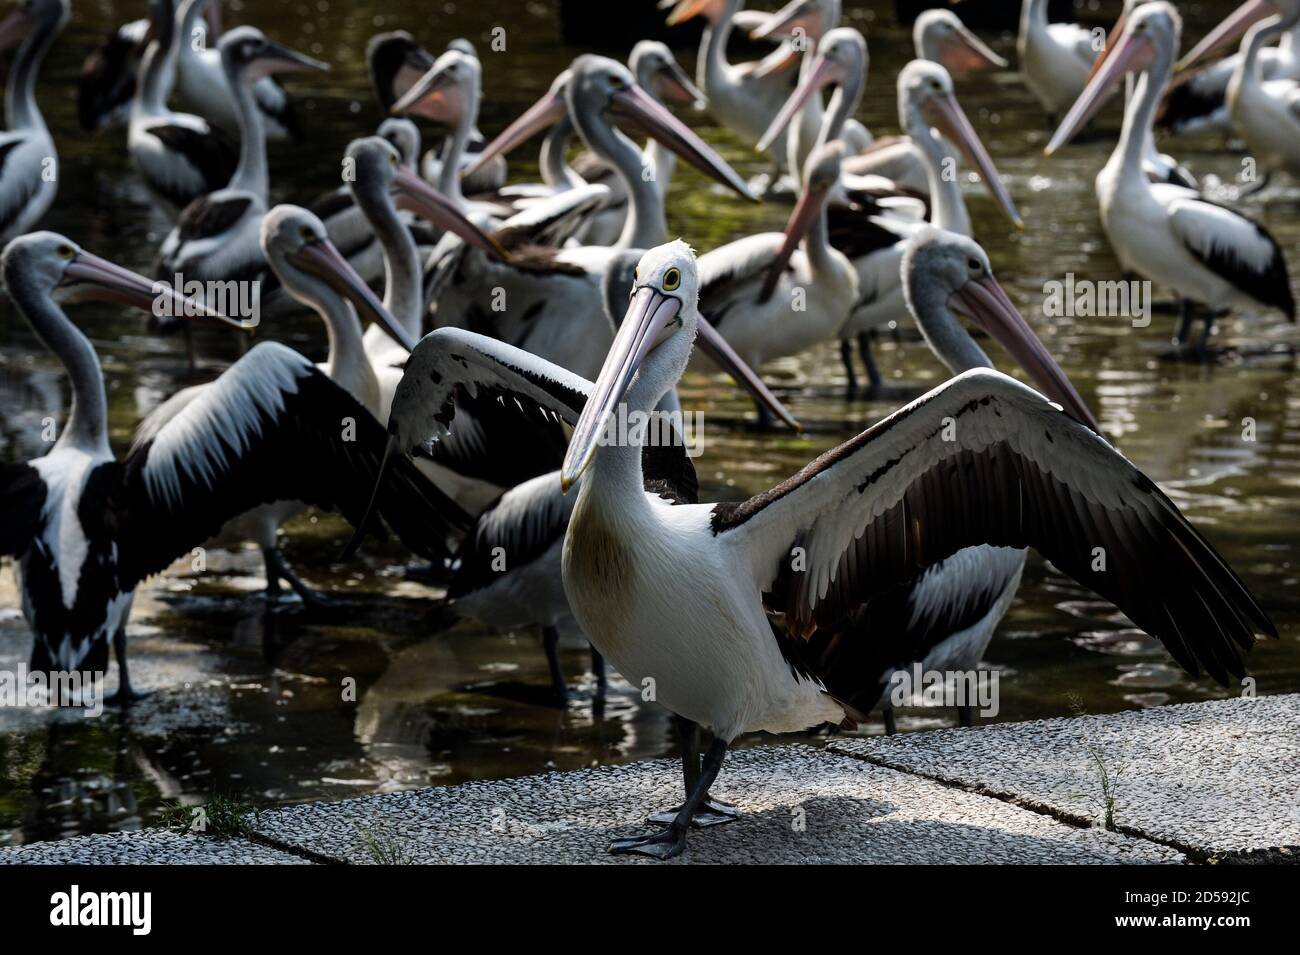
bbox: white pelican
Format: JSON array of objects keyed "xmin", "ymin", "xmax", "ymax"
[
  {"xmin": 690, "ymin": 141, "xmax": 856, "ymax": 425},
  {"xmin": 383, "ymin": 241, "xmax": 1272, "ymax": 858},
  {"xmin": 425, "ymin": 54, "xmax": 756, "ymax": 381},
  {"xmin": 1018, "ymin": 0, "xmax": 1103, "ymax": 125},
  {"xmin": 1160, "ymin": 0, "xmax": 1300, "ymax": 138},
  {"xmin": 172, "ymin": 0, "xmax": 300, "ymax": 142},
  {"xmin": 0, "ymin": 0, "xmax": 67, "ymax": 243},
  {"xmin": 128, "ymin": 0, "xmax": 238, "ymax": 214},
  {"xmin": 1222, "ymin": 0, "xmax": 1300, "ymax": 183},
  {"xmin": 1046, "ymin": 2, "xmax": 1295, "ymax": 356},
  {"xmin": 664, "ymin": 0, "xmax": 801, "ymax": 192},
  {"xmin": 136, "ymin": 208, "xmax": 468, "ymax": 610},
  {"xmin": 0, "ymin": 231, "xmax": 460, "ymax": 698},
  {"xmin": 913, "ymin": 8, "xmax": 1008, "ymax": 75},
  {"xmin": 156, "ymin": 28, "xmax": 328, "ymax": 290}
]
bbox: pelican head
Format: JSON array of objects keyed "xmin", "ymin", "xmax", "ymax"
[
  {"xmin": 663, "ymin": 0, "xmax": 731, "ymax": 29},
  {"xmin": 899, "ymin": 59, "xmax": 1022, "ymax": 228},
  {"xmin": 914, "ymin": 9, "xmax": 1007, "ymax": 73},
  {"xmin": 561, "ymin": 242, "xmax": 797, "ymax": 490},
  {"xmin": 389, "ymin": 48, "xmax": 480, "ymax": 127},
  {"xmin": 220, "ymin": 25, "xmax": 330, "ymax": 84},
  {"xmin": 1, "ymin": 231, "xmax": 240, "ymax": 327},
  {"xmin": 757, "ymin": 27, "xmax": 866, "ymax": 153},
  {"xmin": 750, "ymin": 0, "xmax": 840, "ymax": 42},
  {"xmin": 1176, "ymin": 0, "xmax": 1299, "ymax": 74},
  {"xmin": 0, "ymin": 0, "xmax": 67, "ymax": 51},
  {"xmin": 377, "ymin": 117, "xmax": 420, "ymax": 169},
  {"xmin": 902, "ymin": 228, "xmax": 1100, "ymax": 434},
  {"xmin": 344, "ymin": 136, "xmax": 508, "ymax": 261},
  {"xmin": 1046, "ymin": 2, "xmax": 1180, "ymax": 155},
  {"xmin": 366, "ymin": 30, "xmax": 433, "ymax": 111},
  {"xmin": 629, "ymin": 40, "xmax": 706, "ymax": 109},
  {"xmin": 260, "ymin": 206, "xmax": 414, "ymax": 349}
]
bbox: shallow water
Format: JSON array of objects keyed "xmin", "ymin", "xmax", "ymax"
[{"xmin": 2, "ymin": 1, "xmax": 1299, "ymax": 845}]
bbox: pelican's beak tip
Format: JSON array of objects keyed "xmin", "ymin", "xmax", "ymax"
[
  {"xmin": 1013, "ymin": 216, "xmax": 1025, "ymax": 232},
  {"xmin": 560, "ymin": 475, "xmax": 575, "ymax": 494}
]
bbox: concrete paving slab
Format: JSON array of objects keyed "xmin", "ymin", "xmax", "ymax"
[
  {"xmin": 251, "ymin": 744, "xmax": 1182, "ymax": 864},
  {"xmin": 0, "ymin": 830, "xmax": 312, "ymax": 865},
  {"xmin": 828, "ymin": 694, "xmax": 1300, "ymax": 862}
]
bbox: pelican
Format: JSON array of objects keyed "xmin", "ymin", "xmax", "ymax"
[
  {"xmin": 1160, "ymin": 0, "xmax": 1300, "ymax": 138},
  {"xmin": 913, "ymin": 8, "xmax": 1008, "ymax": 75},
  {"xmin": 1018, "ymin": 0, "xmax": 1103, "ymax": 125},
  {"xmin": 664, "ymin": 0, "xmax": 801, "ymax": 192},
  {"xmin": 77, "ymin": 15, "xmax": 147, "ymax": 132},
  {"xmin": 384, "ymin": 240, "xmax": 1273, "ymax": 858},
  {"xmin": 135, "ymin": 208, "xmax": 467, "ymax": 609},
  {"xmin": 172, "ymin": 0, "xmax": 300, "ymax": 142},
  {"xmin": 155, "ymin": 28, "xmax": 328, "ymax": 291},
  {"xmin": 690, "ymin": 141, "xmax": 857, "ymax": 425},
  {"xmin": 0, "ymin": 0, "xmax": 67, "ymax": 243},
  {"xmin": 1, "ymin": 231, "xmax": 460, "ymax": 698},
  {"xmin": 1046, "ymin": 2, "xmax": 1295, "ymax": 356},
  {"xmin": 128, "ymin": 0, "xmax": 238, "ymax": 214},
  {"xmin": 763, "ymin": 31, "xmax": 1022, "ymax": 392},
  {"xmin": 1222, "ymin": 0, "xmax": 1300, "ymax": 185},
  {"xmin": 425, "ymin": 54, "xmax": 755, "ymax": 382}
]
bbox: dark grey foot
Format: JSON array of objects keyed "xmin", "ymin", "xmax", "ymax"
[
  {"xmin": 590, "ymin": 645, "xmax": 607, "ymax": 706},
  {"xmin": 542, "ymin": 626, "xmax": 569, "ymax": 705},
  {"xmin": 263, "ymin": 547, "xmax": 336, "ymax": 612},
  {"xmin": 646, "ymin": 798, "xmax": 741, "ymax": 829},
  {"xmin": 609, "ymin": 826, "xmax": 687, "ymax": 859}
]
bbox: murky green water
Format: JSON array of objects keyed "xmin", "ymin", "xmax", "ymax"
[{"xmin": 2, "ymin": 1, "xmax": 1298, "ymax": 845}]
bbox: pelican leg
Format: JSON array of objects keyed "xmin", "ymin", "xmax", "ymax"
[
  {"xmin": 646, "ymin": 717, "xmax": 742, "ymax": 828},
  {"xmin": 590, "ymin": 645, "xmax": 607, "ymax": 705},
  {"xmin": 543, "ymin": 626, "xmax": 568, "ymax": 703},
  {"xmin": 183, "ymin": 324, "xmax": 197, "ymax": 376},
  {"xmin": 1196, "ymin": 312, "xmax": 1217, "ymax": 360},
  {"xmin": 840, "ymin": 339, "xmax": 859, "ymax": 396},
  {"xmin": 752, "ymin": 400, "xmax": 774, "ymax": 432},
  {"xmin": 858, "ymin": 332, "xmax": 883, "ymax": 396},
  {"xmin": 262, "ymin": 547, "xmax": 335, "ymax": 612},
  {"xmin": 882, "ymin": 703, "xmax": 898, "ymax": 736},
  {"xmin": 104, "ymin": 626, "xmax": 148, "ymax": 705},
  {"xmin": 957, "ymin": 704, "xmax": 974, "ymax": 728},
  {"xmin": 612, "ymin": 736, "xmax": 729, "ymax": 859},
  {"xmin": 1174, "ymin": 300, "xmax": 1195, "ymax": 346}
]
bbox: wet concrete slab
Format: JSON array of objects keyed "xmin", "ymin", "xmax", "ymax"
[
  {"xmin": 0, "ymin": 830, "xmax": 312, "ymax": 865},
  {"xmin": 246, "ymin": 745, "xmax": 1180, "ymax": 864},
  {"xmin": 828, "ymin": 694, "xmax": 1300, "ymax": 863}
]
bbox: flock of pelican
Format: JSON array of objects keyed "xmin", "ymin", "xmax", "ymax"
[{"xmin": 0, "ymin": 0, "xmax": 1290, "ymax": 859}]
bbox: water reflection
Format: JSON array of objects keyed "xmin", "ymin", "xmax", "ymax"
[{"xmin": 2, "ymin": 1, "xmax": 1299, "ymax": 845}]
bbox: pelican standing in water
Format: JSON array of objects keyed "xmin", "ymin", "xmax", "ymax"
[
  {"xmin": 384, "ymin": 241, "xmax": 1272, "ymax": 858},
  {"xmin": 0, "ymin": 0, "xmax": 67, "ymax": 243},
  {"xmin": 1221, "ymin": 0, "xmax": 1300, "ymax": 185},
  {"xmin": 1046, "ymin": 2, "xmax": 1294, "ymax": 357},
  {"xmin": 1018, "ymin": 0, "xmax": 1104, "ymax": 126}
]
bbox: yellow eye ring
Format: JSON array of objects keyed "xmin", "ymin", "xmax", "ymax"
[
  {"xmin": 300, "ymin": 226, "xmax": 317, "ymax": 242},
  {"xmin": 57, "ymin": 244, "xmax": 74, "ymax": 260},
  {"xmin": 663, "ymin": 268, "xmax": 681, "ymax": 291}
]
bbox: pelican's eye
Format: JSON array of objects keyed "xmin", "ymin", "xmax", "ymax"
[
  {"xmin": 662, "ymin": 268, "xmax": 681, "ymax": 291},
  {"xmin": 300, "ymin": 226, "xmax": 318, "ymax": 242},
  {"xmin": 389, "ymin": 151, "xmax": 399, "ymax": 167},
  {"xmin": 967, "ymin": 257, "xmax": 982, "ymax": 272},
  {"xmin": 57, "ymin": 244, "xmax": 75, "ymax": 260}
]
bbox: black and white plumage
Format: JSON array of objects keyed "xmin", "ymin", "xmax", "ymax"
[
  {"xmin": 1, "ymin": 232, "xmax": 461, "ymax": 699},
  {"xmin": 77, "ymin": 15, "xmax": 148, "ymax": 132},
  {"xmin": 1047, "ymin": 3, "xmax": 1295, "ymax": 356},
  {"xmin": 386, "ymin": 241, "xmax": 1272, "ymax": 859},
  {"xmin": 0, "ymin": 0, "xmax": 68, "ymax": 243},
  {"xmin": 156, "ymin": 26, "xmax": 328, "ymax": 288},
  {"xmin": 128, "ymin": 0, "xmax": 238, "ymax": 213}
]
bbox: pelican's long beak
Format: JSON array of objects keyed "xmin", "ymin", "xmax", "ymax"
[
  {"xmin": 560, "ymin": 287, "xmax": 797, "ymax": 490},
  {"xmin": 950, "ymin": 274, "xmax": 1101, "ymax": 434},
  {"xmin": 287, "ymin": 238, "xmax": 417, "ymax": 350},
  {"xmin": 254, "ymin": 40, "xmax": 330, "ymax": 77},
  {"xmin": 761, "ymin": 178, "xmax": 828, "ymax": 301},
  {"xmin": 924, "ymin": 91, "xmax": 1022, "ymax": 228},
  {"xmin": 391, "ymin": 166, "xmax": 509, "ymax": 261},
  {"xmin": 0, "ymin": 6, "xmax": 33, "ymax": 51},
  {"xmin": 1084, "ymin": 12, "xmax": 1126, "ymax": 86},
  {"xmin": 657, "ymin": 57, "xmax": 707, "ymax": 109},
  {"xmin": 610, "ymin": 83, "xmax": 758, "ymax": 202},
  {"xmin": 62, "ymin": 251, "xmax": 250, "ymax": 329},
  {"xmin": 757, "ymin": 52, "xmax": 837, "ymax": 154},
  {"xmin": 1046, "ymin": 27, "xmax": 1155, "ymax": 155},
  {"xmin": 1177, "ymin": 0, "xmax": 1277, "ymax": 73},
  {"xmin": 389, "ymin": 64, "xmax": 463, "ymax": 123},
  {"xmin": 750, "ymin": 0, "xmax": 821, "ymax": 42},
  {"xmin": 665, "ymin": 0, "xmax": 715, "ymax": 27},
  {"xmin": 464, "ymin": 86, "xmax": 567, "ymax": 176},
  {"xmin": 937, "ymin": 24, "xmax": 1008, "ymax": 73}
]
